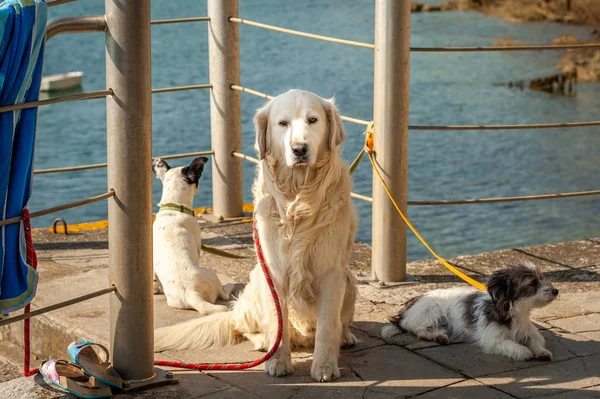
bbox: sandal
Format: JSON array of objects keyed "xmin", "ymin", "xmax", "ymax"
[
  {"xmin": 40, "ymin": 360, "xmax": 112, "ymax": 398},
  {"xmin": 68, "ymin": 339, "xmax": 124, "ymax": 389}
]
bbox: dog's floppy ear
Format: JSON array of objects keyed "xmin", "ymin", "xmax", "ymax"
[
  {"xmin": 182, "ymin": 157, "xmax": 208, "ymax": 186},
  {"xmin": 487, "ymin": 269, "xmax": 512, "ymax": 319},
  {"xmin": 254, "ymin": 100, "xmax": 272, "ymax": 160},
  {"xmin": 323, "ymin": 96, "xmax": 346, "ymax": 151},
  {"xmin": 152, "ymin": 158, "xmax": 171, "ymax": 181}
]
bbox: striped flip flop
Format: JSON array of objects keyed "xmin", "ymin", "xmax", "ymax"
[
  {"xmin": 39, "ymin": 359, "xmax": 112, "ymax": 398},
  {"xmin": 68, "ymin": 340, "xmax": 124, "ymax": 390}
]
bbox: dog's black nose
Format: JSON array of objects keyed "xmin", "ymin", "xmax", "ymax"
[
  {"xmin": 292, "ymin": 143, "xmax": 308, "ymax": 158},
  {"xmin": 552, "ymin": 288, "xmax": 559, "ymax": 296}
]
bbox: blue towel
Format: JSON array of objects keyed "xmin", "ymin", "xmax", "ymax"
[{"xmin": 0, "ymin": 0, "xmax": 47, "ymax": 316}]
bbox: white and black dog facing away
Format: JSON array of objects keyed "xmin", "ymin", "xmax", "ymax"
[
  {"xmin": 152, "ymin": 156, "xmax": 232, "ymax": 315},
  {"xmin": 382, "ymin": 262, "xmax": 559, "ymax": 361}
]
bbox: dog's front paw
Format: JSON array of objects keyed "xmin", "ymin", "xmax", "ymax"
[
  {"xmin": 265, "ymin": 355, "xmax": 293, "ymax": 377},
  {"xmin": 512, "ymin": 347, "xmax": 534, "ymax": 362},
  {"xmin": 311, "ymin": 361, "xmax": 340, "ymax": 382},
  {"xmin": 435, "ymin": 334, "xmax": 450, "ymax": 345},
  {"xmin": 153, "ymin": 279, "xmax": 164, "ymax": 295},
  {"xmin": 533, "ymin": 348, "xmax": 553, "ymax": 361},
  {"xmin": 341, "ymin": 329, "xmax": 357, "ymax": 349}
]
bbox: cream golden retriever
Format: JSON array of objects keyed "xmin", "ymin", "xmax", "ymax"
[{"xmin": 154, "ymin": 89, "xmax": 358, "ymax": 382}]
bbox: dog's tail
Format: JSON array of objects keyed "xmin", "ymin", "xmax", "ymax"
[
  {"xmin": 381, "ymin": 311, "xmax": 408, "ymax": 339},
  {"xmin": 381, "ymin": 295, "xmax": 423, "ymax": 340},
  {"xmin": 381, "ymin": 323, "xmax": 403, "ymax": 340},
  {"xmin": 154, "ymin": 312, "xmax": 239, "ymax": 352}
]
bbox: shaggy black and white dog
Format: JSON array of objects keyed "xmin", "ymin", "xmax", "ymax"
[{"xmin": 382, "ymin": 262, "xmax": 559, "ymax": 361}]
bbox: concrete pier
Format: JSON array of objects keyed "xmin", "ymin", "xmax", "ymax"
[{"xmin": 1, "ymin": 217, "xmax": 599, "ymax": 398}]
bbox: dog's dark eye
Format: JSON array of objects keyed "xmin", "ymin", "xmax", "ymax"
[
  {"xmin": 308, "ymin": 116, "xmax": 318, "ymax": 124},
  {"xmin": 530, "ymin": 280, "xmax": 538, "ymax": 288},
  {"xmin": 278, "ymin": 120, "xmax": 288, "ymax": 127}
]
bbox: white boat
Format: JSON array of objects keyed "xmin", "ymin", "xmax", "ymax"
[{"xmin": 40, "ymin": 71, "xmax": 83, "ymax": 92}]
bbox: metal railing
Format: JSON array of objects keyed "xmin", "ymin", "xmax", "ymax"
[
  {"xmin": 3, "ymin": 0, "xmax": 599, "ymax": 386},
  {"xmin": 0, "ymin": 286, "xmax": 116, "ymax": 327},
  {"xmin": 229, "ymin": 16, "xmax": 600, "ymax": 52},
  {"xmin": 33, "ymin": 150, "xmax": 214, "ymax": 175},
  {"xmin": 226, "ymin": 6, "xmax": 600, "ymax": 281}
]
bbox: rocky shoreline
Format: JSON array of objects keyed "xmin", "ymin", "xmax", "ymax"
[
  {"xmin": 554, "ymin": 34, "xmax": 600, "ymax": 82},
  {"xmin": 413, "ymin": 0, "xmax": 600, "ymax": 84},
  {"xmin": 413, "ymin": 0, "xmax": 600, "ymax": 26}
]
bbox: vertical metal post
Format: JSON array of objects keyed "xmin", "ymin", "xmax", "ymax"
[
  {"xmin": 371, "ymin": 0, "xmax": 411, "ymax": 283},
  {"xmin": 208, "ymin": 0, "xmax": 243, "ymax": 219},
  {"xmin": 105, "ymin": 0, "xmax": 153, "ymax": 381}
]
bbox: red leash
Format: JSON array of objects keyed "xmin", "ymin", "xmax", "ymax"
[
  {"xmin": 153, "ymin": 219, "xmax": 284, "ymax": 370},
  {"xmin": 23, "ymin": 209, "xmax": 39, "ymax": 377},
  {"xmin": 22, "ymin": 217, "xmax": 282, "ymax": 374}
]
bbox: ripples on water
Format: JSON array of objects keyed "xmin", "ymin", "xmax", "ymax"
[{"xmin": 33, "ymin": 1, "xmax": 599, "ymax": 260}]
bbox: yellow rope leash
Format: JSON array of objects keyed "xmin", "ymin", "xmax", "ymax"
[{"xmin": 364, "ymin": 123, "xmax": 487, "ymax": 291}]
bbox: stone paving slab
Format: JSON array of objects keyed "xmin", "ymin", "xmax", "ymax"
[
  {"xmin": 345, "ymin": 345, "xmax": 463, "ymax": 397},
  {"xmin": 531, "ymin": 292, "xmax": 600, "ymax": 321},
  {"xmin": 478, "ymin": 355, "xmax": 600, "ymax": 398},
  {"xmin": 206, "ymin": 358, "xmax": 367, "ymax": 399},
  {"xmin": 415, "ymin": 328, "xmax": 575, "ymax": 378},
  {"xmin": 514, "ymin": 240, "xmax": 600, "ymax": 269},
  {"xmin": 549, "ymin": 330, "xmax": 600, "ymax": 358},
  {"xmin": 548, "ymin": 314, "xmax": 600, "ymax": 334},
  {"xmin": 114, "ymin": 370, "xmax": 235, "ymax": 399},
  {"xmin": 0, "ymin": 376, "xmax": 64, "ymax": 399},
  {"xmin": 0, "ymin": 342, "xmax": 26, "ymax": 383},
  {"xmin": 416, "ymin": 379, "xmax": 514, "ymax": 399},
  {"xmin": 580, "ymin": 330, "xmax": 600, "ymax": 344},
  {"xmin": 0, "ymin": 371, "xmax": 238, "ymax": 399},
  {"xmin": 545, "ymin": 385, "xmax": 600, "ymax": 399}
]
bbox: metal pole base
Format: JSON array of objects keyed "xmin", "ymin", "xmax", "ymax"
[
  {"xmin": 121, "ymin": 367, "xmax": 178, "ymax": 393},
  {"xmin": 359, "ymin": 274, "xmax": 417, "ymax": 289}
]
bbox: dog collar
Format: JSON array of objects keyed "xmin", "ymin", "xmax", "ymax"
[{"xmin": 158, "ymin": 203, "xmax": 195, "ymax": 217}]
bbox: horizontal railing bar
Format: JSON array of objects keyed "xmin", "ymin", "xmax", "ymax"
[
  {"xmin": 152, "ymin": 84, "xmax": 212, "ymax": 94},
  {"xmin": 412, "ymin": 43, "xmax": 600, "ymax": 52},
  {"xmin": 229, "ymin": 17, "xmax": 374, "ymax": 49},
  {"xmin": 46, "ymin": 16, "xmax": 106, "ymax": 41},
  {"xmin": 409, "ymin": 190, "xmax": 600, "ymax": 205},
  {"xmin": 351, "ymin": 192, "xmax": 373, "ymax": 202},
  {"xmin": 230, "ymin": 85, "xmax": 371, "ymax": 126},
  {"xmin": 341, "ymin": 115, "xmax": 370, "ymax": 126},
  {"xmin": 0, "ymin": 286, "xmax": 116, "ymax": 327},
  {"xmin": 232, "ymin": 151, "xmax": 259, "ymax": 164},
  {"xmin": 231, "ymin": 86, "xmax": 599, "ymax": 130},
  {"xmin": 410, "ymin": 121, "xmax": 600, "ymax": 130},
  {"xmin": 151, "ymin": 17, "xmax": 210, "ymax": 25},
  {"xmin": 0, "ymin": 89, "xmax": 113, "ymax": 114},
  {"xmin": 34, "ymin": 162, "xmax": 109, "ymax": 175},
  {"xmin": 350, "ymin": 190, "xmax": 600, "ymax": 205},
  {"xmin": 230, "ymin": 17, "xmax": 600, "ymax": 52},
  {"xmin": 227, "ymin": 156, "xmax": 600, "ymax": 203},
  {"xmin": 231, "ymin": 85, "xmax": 273, "ymax": 100},
  {"xmin": 30, "ymin": 190, "xmax": 115, "ymax": 219},
  {"xmin": 0, "ymin": 190, "xmax": 115, "ymax": 227},
  {"xmin": 34, "ymin": 151, "xmax": 214, "ymax": 175}
]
